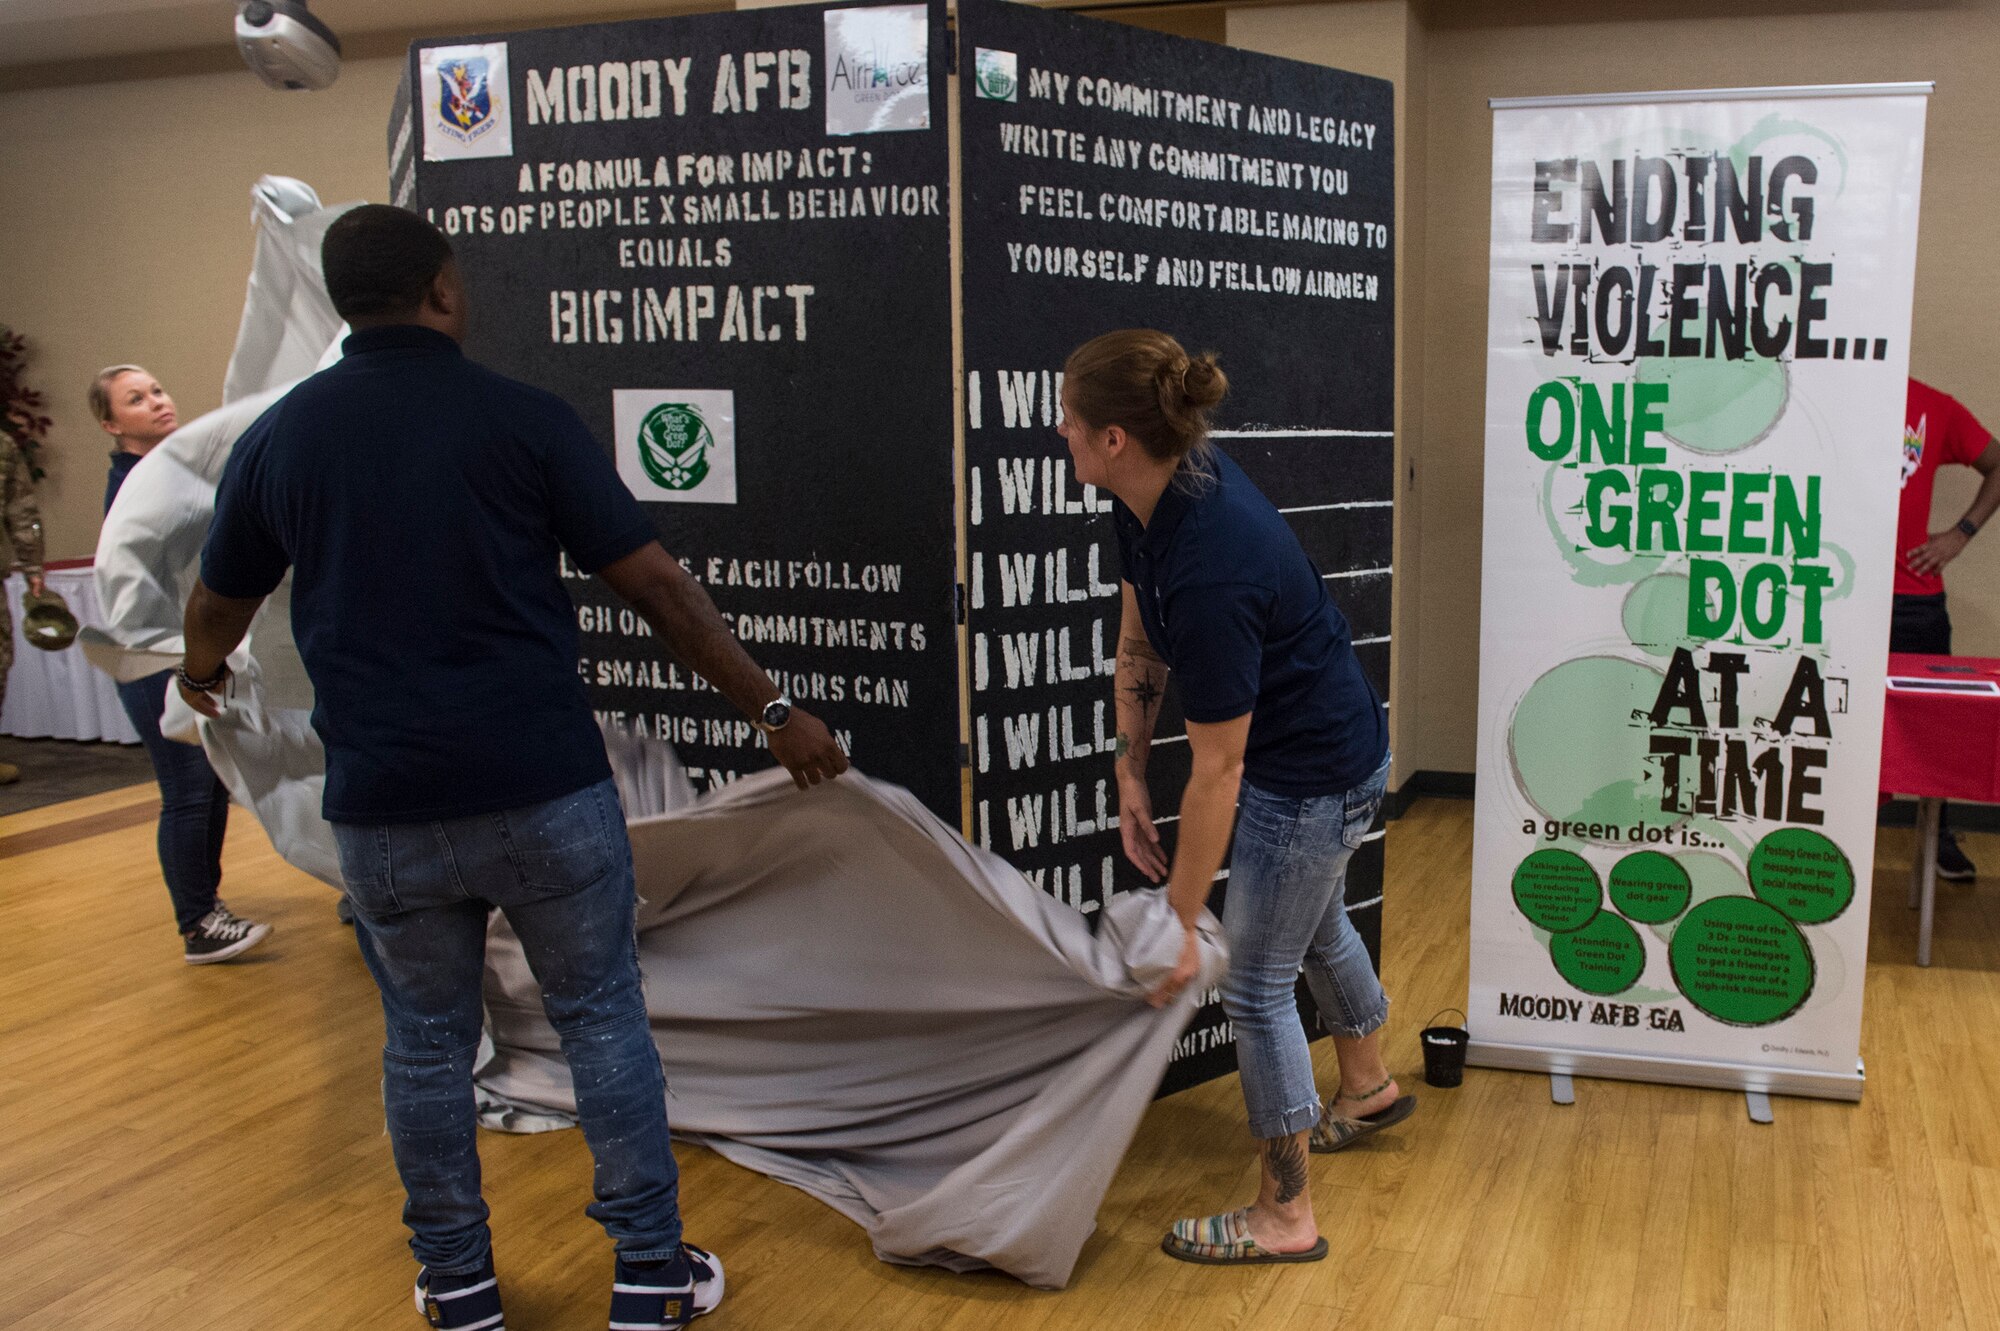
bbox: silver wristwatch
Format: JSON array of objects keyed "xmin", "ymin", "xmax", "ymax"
[{"xmin": 752, "ymin": 695, "xmax": 793, "ymax": 735}]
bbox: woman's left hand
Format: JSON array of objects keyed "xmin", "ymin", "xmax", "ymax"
[{"xmin": 1146, "ymin": 922, "xmax": 1203, "ymax": 1008}]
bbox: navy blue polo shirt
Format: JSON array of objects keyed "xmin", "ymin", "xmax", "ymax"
[
  {"xmin": 105, "ymin": 449, "xmax": 142, "ymax": 513},
  {"xmin": 201, "ymin": 325, "xmax": 656, "ymax": 824},
  {"xmin": 1113, "ymin": 448, "xmax": 1386, "ymax": 797}
]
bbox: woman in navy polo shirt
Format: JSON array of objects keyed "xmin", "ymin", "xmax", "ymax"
[
  {"xmin": 93, "ymin": 364, "xmax": 270, "ymax": 964},
  {"xmin": 1059, "ymin": 329, "xmax": 1412, "ymax": 1266}
]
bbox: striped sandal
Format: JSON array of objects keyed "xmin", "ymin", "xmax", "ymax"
[
  {"xmin": 1310, "ymin": 1081, "xmax": 1417, "ymax": 1153},
  {"xmin": 1160, "ymin": 1208, "xmax": 1329, "ymax": 1265}
]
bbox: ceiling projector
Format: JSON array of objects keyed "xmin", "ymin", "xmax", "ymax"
[{"xmin": 235, "ymin": 0, "xmax": 342, "ymax": 91}]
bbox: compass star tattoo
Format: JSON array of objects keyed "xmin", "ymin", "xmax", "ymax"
[
  {"xmin": 1118, "ymin": 635, "xmax": 1168, "ymax": 725},
  {"xmin": 1124, "ymin": 674, "xmax": 1164, "ymax": 715}
]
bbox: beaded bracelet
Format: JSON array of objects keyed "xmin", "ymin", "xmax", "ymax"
[{"xmin": 176, "ymin": 661, "xmax": 230, "ymax": 693}]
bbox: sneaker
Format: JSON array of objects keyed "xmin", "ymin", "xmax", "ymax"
[
  {"xmin": 1937, "ymin": 832, "xmax": 1977, "ymax": 881},
  {"xmin": 415, "ymin": 1260, "xmax": 505, "ymax": 1330},
  {"xmin": 609, "ymin": 1244, "xmax": 724, "ymax": 1330},
  {"xmin": 182, "ymin": 904, "xmax": 272, "ymax": 964}
]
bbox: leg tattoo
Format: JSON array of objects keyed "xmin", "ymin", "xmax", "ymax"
[{"xmin": 1264, "ymin": 1133, "xmax": 1309, "ymax": 1205}]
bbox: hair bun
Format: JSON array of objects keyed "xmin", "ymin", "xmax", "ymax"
[
  {"xmin": 1064, "ymin": 328, "xmax": 1228, "ymax": 466},
  {"xmin": 1180, "ymin": 354, "xmax": 1227, "ymax": 411}
]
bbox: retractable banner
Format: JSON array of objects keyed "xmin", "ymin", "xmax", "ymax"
[{"xmin": 1471, "ymin": 85, "xmax": 1929, "ymax": 1098}]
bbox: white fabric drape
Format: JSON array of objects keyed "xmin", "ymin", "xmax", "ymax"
[{"xmin": 2, "ymin": 566, "xmax": 140, "ymax": 742}]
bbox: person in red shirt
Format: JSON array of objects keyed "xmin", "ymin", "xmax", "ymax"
[{"xmin": 1896, "ymin": 378, "xmax": 2000, "ymax": 878}]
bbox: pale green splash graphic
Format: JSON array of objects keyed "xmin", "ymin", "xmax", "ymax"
[
  {"xmin": 1621, "ymin": 573, "xmax": 1696, "ymax": 658},
  {"xmin": 1635, "ymin": 354, "xmax": 1790, "ymax": 456},
  {"xmin": 1508, "ymin": 656, "xmax": 1673, "ymax": 837},
  {"xmin": 1542, "ymin": 465, "xmax": 1666, "ymax": 589}
]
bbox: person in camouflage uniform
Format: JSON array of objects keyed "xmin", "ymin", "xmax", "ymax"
[{"xmin": 1, "ymin": 426, "xmax": 47, "ymax": 784}]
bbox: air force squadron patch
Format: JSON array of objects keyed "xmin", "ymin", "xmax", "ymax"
[{"xmin": 420, "ymin": 43, "xmax": 515, "ymax": 161}]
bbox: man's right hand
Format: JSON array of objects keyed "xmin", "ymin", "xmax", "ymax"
[
  {"xmin": 767, "ymin": 708, "xmax": 850, "ymax": 790},
  {"xmin": 1118, "ymin": 772, "xmax": 1169, "ymax": 882}
]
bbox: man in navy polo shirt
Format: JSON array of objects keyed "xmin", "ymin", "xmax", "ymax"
[{"xmin": 179, "ymin": 204, "xmax": 847, "ymax": 1331}]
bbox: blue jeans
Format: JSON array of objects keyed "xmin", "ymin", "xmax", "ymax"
[
  {"xmin": 331, "ymin": 778, "xmax": 681, "ymax": 1276},
  {"xmin": 1221, "ymin": 752, "xmax": 1392, "ymax": 1140},
  {"xmin": 115, "ymin": 669, "xmax": 230, "ymax": 933}
]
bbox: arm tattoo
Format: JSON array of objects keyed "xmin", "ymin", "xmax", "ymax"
[
  {"xmin": 1122, "ymin": 674, "xmax": 1165, "ymax": 719},
  {"xmin": 1118, "ymin": 637, "xmax": 1168, "ymax": 721},
  {"xmin": 1119, "ymin": 635, "xmax": 1165, "ymax": 665},
  {"xmin": 1264, "ymin": 1133, "xmax": 1309, "ymax": 1205}
]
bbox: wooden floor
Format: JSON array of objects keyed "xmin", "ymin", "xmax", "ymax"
[{"xmin": 4, "ymin": 789, "xmax": 1998, "ymax": 1330}]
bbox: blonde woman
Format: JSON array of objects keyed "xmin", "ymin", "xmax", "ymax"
[{"xmin": 92, "ymin": 365, "xmax": 269, "ymax": 962}]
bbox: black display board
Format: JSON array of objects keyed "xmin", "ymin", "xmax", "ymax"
[
  {"xmin": 393, "ymin": 2, "xmax": 960, "ymax": 818},
  {"xmin": 956, "ymin": 0, "xmax": 1395, "ymax": 1091},
  {"xmin": 389, "ymin": 0, "xmax": 1396, "ymax": 1097}
]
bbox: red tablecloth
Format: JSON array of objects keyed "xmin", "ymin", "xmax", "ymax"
[{"xmin": 1881, "ymin": 653, "xmax": 2000, "ymax": 803}]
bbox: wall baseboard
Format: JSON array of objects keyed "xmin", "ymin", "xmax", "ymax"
[
  {"xmin": 1387, "ymin": 770, "xmax": 1474, "ymax": 820},
  {"xmin": 1878, "ymin": 799, "xmax": 2000, "ymax": 833}
]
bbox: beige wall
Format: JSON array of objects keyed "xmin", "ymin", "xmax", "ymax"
[
  {"xmin": 5, "ymin": 0, "xmax": 1994, "ymax": 783},
  {"xmin": 1228, "ymin": 2, "xmax": 1425, "ymax": 789},
  {"xmin": 1, "ymin": 55, "xmax": 407, "ymax": 561},
  {"xmin": 1236, "ymin": 0, "xmax": 2000, "ymax": 776}
]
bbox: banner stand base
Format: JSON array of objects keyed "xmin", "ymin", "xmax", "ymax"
[{"xmin": 1469, "ymin": 1040, "xmax": 1864, "ymax": 1103}]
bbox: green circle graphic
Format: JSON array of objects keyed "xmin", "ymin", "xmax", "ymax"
[
  {"xmin": 1621, "ymin": 573, "xmax": 1696, "ymax": 659},
  {"xmin": 1748, "ymin": 828, "xmax": 1855, "ymax": 925},
  {"xmin": 636, "ymin": 403, "xmax": 713, "ymax": 491},
  {"xmin": 1668, "ymin": 895, "xmax": 1815, "ymax": 1025},
  {"xmin": 1508, "ymin": 656, "xmax": 1674, "ymax": 839},
  {"xmin": 1634, "ymin": 355, "xmax": 1789, "ymax": 456},
  {"xmin": 1512, "ymin": 849, "xmax": 1601, "ymax": 933},
  {"xmin": 1608, "ymin": 850, "xmax": 1693, "ymax": 924},
  {"xmin": 1551, "ymin": 911, "xmax": 1646, "ymax": 995}
]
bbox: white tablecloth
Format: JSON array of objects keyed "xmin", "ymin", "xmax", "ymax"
[{"xmin": 2, "ymin": 565, "xmax": 142, "ymax": 743}]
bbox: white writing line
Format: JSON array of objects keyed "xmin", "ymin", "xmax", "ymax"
[
  {"xmin": 1345, "ymin": 893, "xmax": 1384, "ymax": 912},
  {"xmin": 1352, "ymin": 634, "xmax": 1391, "ymax": 646},
  {"xmin": 1323, "ymin": 566, "xmax": 1393, "ymax": 580},
  {"xmin": 1279, "ymin": 500, "xmax": 1394, "ymax": 514},
  {"xmin": 1210, "ymin": 429, "xmax": 1394, "ymax": 439}
]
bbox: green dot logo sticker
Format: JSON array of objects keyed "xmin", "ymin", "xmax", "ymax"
[
  {"xmin": 974, "ymin": 49, "xmax": 1018, "ymax": 103},
  {"xmin": 612, "ymin": 390, "xmax": 737, "ymax": 506},
  {"xmin": 637, "ymin": 403, "xmax": 712, "ymax": 492}
]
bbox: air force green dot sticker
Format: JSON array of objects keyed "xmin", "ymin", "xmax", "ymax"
[
  {"xmin": 638, "ymin": 403, "xmax": 712, "ymax": 491},
  {"xmin": 613, "ymin": 389, "xmax": 737, "ymax": 504}
]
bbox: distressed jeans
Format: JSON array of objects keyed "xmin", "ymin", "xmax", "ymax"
[
  {"xmin": 332, "ymin": 777, "xmax": 681, "ymax": 1276},
  {"xmin": 1221, "ymin": 752, "xmax": 1392, "ymax": 1140}
]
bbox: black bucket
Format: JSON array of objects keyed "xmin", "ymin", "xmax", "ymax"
[{"xmin": 1420, "ymin": 1009, "xmax": 1469, "ymax": 1089}]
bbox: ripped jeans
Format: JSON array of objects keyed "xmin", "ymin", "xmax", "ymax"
[{"xmin": 1220, "ymin": 752, "xmax": 1391, "ymax": 1140}]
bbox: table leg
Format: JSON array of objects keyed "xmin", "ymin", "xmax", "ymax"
[
  {"xmin": 1918, "ymin": 797, "xmax": 1940, "ymax": 968},
  {"xmin": 1910, "ymin": 810, "xmax": 1923, "ymax": 910}
]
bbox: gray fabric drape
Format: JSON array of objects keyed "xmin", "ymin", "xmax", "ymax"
[
  {"xmin": 82, "ymin": 183, "xmax": 1231, "ymax": 1291},
  {"xmin": 477, "ymin": 756, "xmax": 1227, "ymax": 1290}
]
